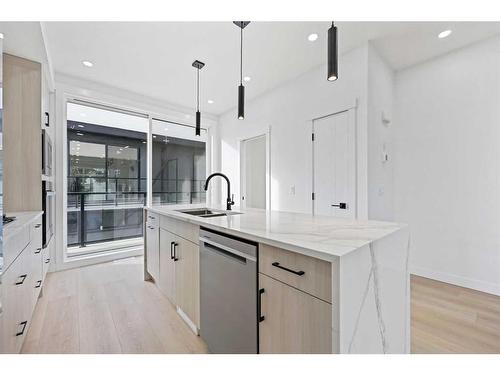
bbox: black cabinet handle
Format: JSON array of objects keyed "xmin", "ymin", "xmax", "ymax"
[
  {"xmin": 45, "ymin": 258, "xmax": 50, "ymax": 264},
  {"xmin": 16, "ymin": 321, "xmax": 28, "ymax": 336},
  {"xmin": 271, "ymin": 262, "xmax": 305, "ymax": 276},
  {"xmin": 258, "ymin": 288, "xmax": 265, "ymax": 322},
  {"xmin": 35, "ymin": 248, "xmax": 42, "ymax": 254},
  {"xmin": 35, "ymin": 223, "xmax": 42, "ymax": 228},
  {"xmin": 35, "ymin": 280, "xmax": 42, "ymax": 288},
  {"xmin": 170, "ymin": 241, "xmax": 175, "ymax": 260},
  {"xmin": 173, "ymin": 243, "xmax": 179, "ymax": 261},
  {"xmin": 15, "ymin": 274, "xmax": 28, "ymax": 285},
  {"xmin": 331, "ymin": 202, "xmax": 347, "ymax": 209},
  {"xmin": 45, "ymin": 112, "xmax": 50, "ymax": 127}
]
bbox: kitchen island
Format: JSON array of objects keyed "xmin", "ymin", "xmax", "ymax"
[{"xmin": 144, "ymin": 204, "xmax": 410, "ymax": 354}]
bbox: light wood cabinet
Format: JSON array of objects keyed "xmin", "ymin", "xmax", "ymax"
[
  {"xmin": 3, "ymin": 54, "xmax": 42, "ymax": 213},
  {"xmin": 175, "ymin": 237, "xmax": 200, "ymax": 328},
  {"xmin": 259, "ymin": 273, "xmax": 332, "ymax": 354},
  {"xmin": 159, "ymin": 228, "xmax": 177, "ymax": 304},
  {"xmin": 259, "ymin": 243, "xmax": 332, "ymax": 303},
  {"xmin": 152, "ymin": 217, "xmax": 200, "ymax": 330},
  {"xmin": 145, "ymin": 222, "xmax": 160, "ymax": 281}
]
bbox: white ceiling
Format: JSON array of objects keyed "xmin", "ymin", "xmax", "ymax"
[{"xmin": 4, "ymin": 22, "xmax": 500, "ymax": 116}]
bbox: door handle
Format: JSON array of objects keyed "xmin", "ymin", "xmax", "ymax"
[
  {"xmin": 45, "ymin": 258, "xmax": 50, "ymax": 264},
  {"xmin": 258, "ymin": 288, "xmax": 265, "ymax": 322},
  {"xmin": 35, "ymin": 280, "xmax": 42, "ymax": 288},
  {"xmin": 35, "ymin": 248, "xmax": 42, "ymax": 254},
  {"xmin": 173, "ymin": 243, "xmax": 179, "ymax": 261},
  {"xmin": 331, "ymin": 202, "xmax": 348, "ymax": 209}
]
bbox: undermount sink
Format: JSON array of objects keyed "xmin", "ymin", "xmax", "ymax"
[{"xmin": 177, "ymin": 208, "xmax": 242, "ymax": 218}]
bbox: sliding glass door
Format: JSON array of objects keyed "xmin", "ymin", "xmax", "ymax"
[{"xmin": 66, "ymin": 102, "xmax": 148, "ymax": 254}]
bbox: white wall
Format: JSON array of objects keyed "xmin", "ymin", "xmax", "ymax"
[
  {"xmin": 218, "ymin": 45, "xmax": 369, "ymax": 216},
  {"xmin": 367, "ymin": 45, "xmax": 395, "ymax": 221},
  {"xmin": 394, "ymin": 35, "xmax": 500, "ymax": 295}
]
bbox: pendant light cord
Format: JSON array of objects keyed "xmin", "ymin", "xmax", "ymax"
[{"xmin": 240, "ymin": 27, "xmax": 243, "ymax": 85}]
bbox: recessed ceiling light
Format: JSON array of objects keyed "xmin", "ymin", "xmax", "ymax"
[
  {"xmin": 0, "ymin": 33, "xmax": 4, "ymax": 39},
  {"xmin": 82, "ymin": 60, "xmax": 94, "ymax": 67},
  {"xmin": 438, "ymin": 30, "xmax": 452, "ymax": 39},
  {"xmin": 308, "ymin": 33, "xmax": 318, "ymax": 42},
  {"xmin": 207, "ymin": 99, "xmax": 214, "ymax": 104},
  {"xmin": 76, "ymin": 132, "xmax": 84, "ymax": 136},
  {"xmin": 243, "ymin": 76, "xmax": 251, "ymax": 82},
  {"xmin": 77, "ymin": 124, "xmax": 85, "ymax": 128}
]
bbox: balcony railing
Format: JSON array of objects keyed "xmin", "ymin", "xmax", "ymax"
[
  {"xmin": 67, "ymin": 191, "xmax": 147, "ymax": 248},
  {"xmin": 67, "ymin": 177, "xmax": 206, "ymax": 248}
]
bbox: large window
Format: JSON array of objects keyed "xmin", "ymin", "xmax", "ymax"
[
  {"xmin": 65, "ymin": 103, "xmax": 208, "ymax": 257},
  {"xmin": 66, "ymin": 102, "xmax": 148, "ymax": 252},
  {"xmin": 152, "ymin": 119, "xmax": 207, "ymax": 205}
]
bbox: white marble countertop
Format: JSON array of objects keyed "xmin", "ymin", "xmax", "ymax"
[{"xmin": 147, "ymin": 204, "xmax": 406, "ymax": 261}]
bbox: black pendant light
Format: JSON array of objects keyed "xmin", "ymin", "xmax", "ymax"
[
  {"xmin": 233, "ymin": 21, "xmax": 250, "ymax": 120},
  {"xmin": 327, "ymin": 22, "xmax": 338, "ymax": 81},
  {"xmin": 192, "ymin": 60, "xmax": 205, "ymax": 136}
]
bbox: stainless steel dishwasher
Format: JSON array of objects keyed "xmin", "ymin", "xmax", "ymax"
[{"xmin": 199, "ymin": 228, "xmax": 258, "ymax": 354}]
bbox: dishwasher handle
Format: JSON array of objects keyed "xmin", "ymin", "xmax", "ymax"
[{"xmin": 199, "ymin": 237, "xmax": 257, "ymax": 262}]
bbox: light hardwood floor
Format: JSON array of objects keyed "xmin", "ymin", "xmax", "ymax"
[
  {"xmin": 411, "ymin": 275, "xmax": 500, "ymax": 353},
  {"xmin": 22, "ymin": 260, "xmax": 500, "ymax": 354},
  {"xmin": 22, "ymin": 257, "xmax": 208, "ymax": 354}
]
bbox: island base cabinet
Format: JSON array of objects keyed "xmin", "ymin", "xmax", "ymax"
[
  {"xmin": 258, "ymin": 273, "xmax": 332, "ymax": 354},
  {"xmin": 175, "ymin": 238, "xmax": 200, "ymax": 329},
  {"xmin": 146, "ymin": 222, "xmax": 160, "ymax": 281},
  {"xmin": 159, "ymin": 228, "xmax": 177, "ymax": 304},
  {"xmin": 157, "ymin": 228, "xmax": 200, "ymax": 330}
]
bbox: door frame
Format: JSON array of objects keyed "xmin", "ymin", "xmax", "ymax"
[
  {"xmin": 311, "ymin": 104, "xmax": 358, "ymax": 218},
  {"xmin": 239, "ymin": 127, "xmax": 271, "ymax": 210}
]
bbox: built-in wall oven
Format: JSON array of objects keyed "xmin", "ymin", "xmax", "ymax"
[
  {"xmin": 42, "ymin": 180, "xmax": 55, "ymax": 248},
  {"xmin": 42, "ymin": 129, "xmax": 52, "ymax": 178}
]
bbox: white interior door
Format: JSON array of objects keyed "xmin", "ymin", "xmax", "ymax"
[
  {"xmin": 313, "ymin": 110, "xmax": 356, "ymax": 218},
  {"xmin": 241, "ymin": 135, "xmax": 267, "ymax": 209}
]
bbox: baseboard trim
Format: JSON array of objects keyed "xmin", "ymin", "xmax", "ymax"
[
  {"xmin": 177, "ymin": 307, "xmax": 199, "ymax": 335},
  {"xmin": 411, "ymin": 266, "xmax": 500, "ymax": 296}
]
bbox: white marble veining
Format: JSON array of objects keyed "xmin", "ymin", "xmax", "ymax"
[
  {"xmin": 339, "ymin": 227, "xmax": 410, "ymax": 353},
  {"xmin": 147, "ymin": 204, "xmax": 406, "ymax": 262}
]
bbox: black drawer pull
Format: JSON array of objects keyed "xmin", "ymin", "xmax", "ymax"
[
  {"xmin": 45, "ymin": 258, "xmax": 50, "ymax": 264},
  {"xmin": 271, "ymin": 262, "xmax": 305, "ymax": 276},
  {"xmin": 35, "ymin": 248, "xmax": 42, "ymax": 254},
  {"xmin": 170, "ymin": 241, "xmax": 175, "ymax": 260},
  {"xmin": 35, "ymin": 280, "xmax": 42, "ymax": 288},
  {"xmin": 35, "ymin": 223, "xmax": 42, "ymax": 228},
  {"xmin": 15, "ymin": 274, "xmax": 28, "ymax": 285},
  {"xmin": 173, "ymin": 243, "xmax": 179, "ymax": 261},
  {"xmin": 258, "ymin": 288, "xmax": 265, "ymax": 322},
  {"xmin": 16, "ymin": 321, "xmax": 28, "ymax": 336}
]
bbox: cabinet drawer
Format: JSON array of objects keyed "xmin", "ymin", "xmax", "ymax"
[
  {"xmin": 160, "ymin": 215, "xmax": 199, "ymax": 244},
  {"xmin": 259, "ymin": 273, "xmax": 332, "ymax": 354},
  {"xmin": 259, "ymin": 244, "xmax": 332, "ymax": 303},
  {"xmin": 3, "ymin": 225, "xmax": 30, "ymax": 271}
]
